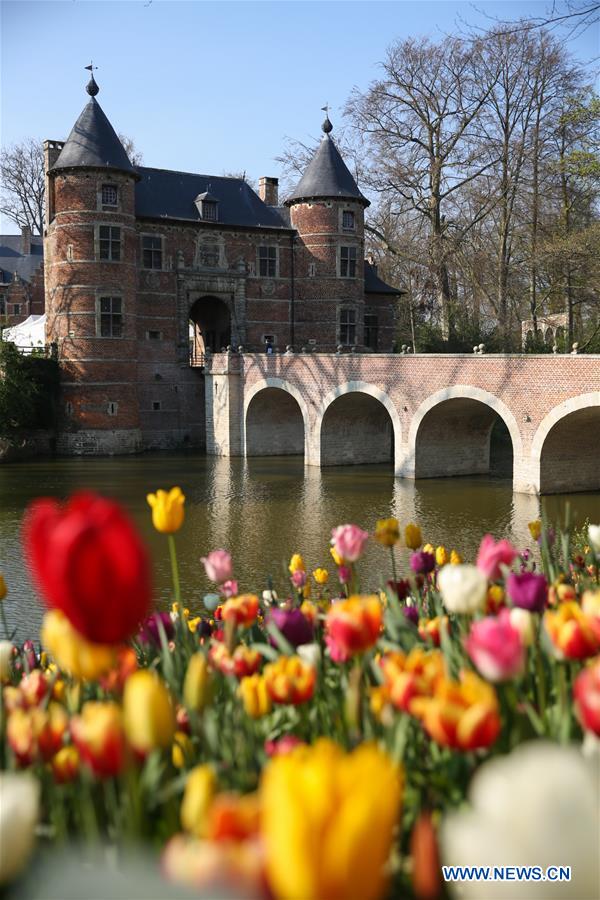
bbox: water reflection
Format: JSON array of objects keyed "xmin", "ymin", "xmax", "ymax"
[{"xmin": 0, "ymin": 454, "xmax": 598, "ymax": 642}]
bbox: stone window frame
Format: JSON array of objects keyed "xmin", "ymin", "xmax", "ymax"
[
  {"xmin": 339, "ymin": 245, "xmax": 357, "ymax": 279},
  {"xmin": 99, "ymin": 183, "xmax": 119, "ymax": 211},
  {"xmin": 146, "ymin": 329, "xmax": 163, "ymax": 341},
  {"xmin": 13, "ymin": 303, "xmax": 21, "ymax": 316},
  {"xmin": 95, "ymin": 224, "xmax": 122, "ymax": 262},
  {"xmin": 257, "ymin": 244, "xmax": 278, "ymax": 278},
  {"xmin": 338, "ymin": 306, "xmax": 357, "ymax": 345},
  {"xmin": 95, "ymin": 293, "xmax": 124, "ymax": 339},
  {"xmin": 341, "ymin": 209, "xmax": 356, "ymax": 232},
  {"xmin": 140, "ymin": 233, "xmax": 164, "ymax": 270}
]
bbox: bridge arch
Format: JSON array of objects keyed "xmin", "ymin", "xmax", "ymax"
[
  {"xmin": 409, "ymin": 386, "xmax": 523, "ymax": 481},
  {"xmin": 531, "ymin": 393, "xmax": 600, "ymax": 493},
  {"xmin": 315, "ymin": 381, "xmax": 401, "ymax": 469},
  {"xmin": 243, "ymin": 378, "xmax": 309, "ymax": 458}
]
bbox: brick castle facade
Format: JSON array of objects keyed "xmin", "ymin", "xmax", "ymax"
[{"xmin": 42, "ymin": 75, "xmax": 401, "ymax": 455}]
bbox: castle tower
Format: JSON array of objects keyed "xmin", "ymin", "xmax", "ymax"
[
  {"xmin": 285, "ymin": 113, "xmax": 369, "ymax": 350},
  {"xmin": 45, "ymin": 72, "xmax": 141, "ymax": 454}
]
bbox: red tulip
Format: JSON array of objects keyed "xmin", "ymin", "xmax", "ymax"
[{"xmin": 22, "ymin": 492, "xmax": 152, "ymax": 644}]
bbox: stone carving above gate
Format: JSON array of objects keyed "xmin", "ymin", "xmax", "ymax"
[{"xmin": 193, "ymin": 234, "xmax": 228, "ymax": 270}]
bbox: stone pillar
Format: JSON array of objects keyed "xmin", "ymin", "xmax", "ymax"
[
  {"xmin": 512, "ymin": 455, "xmax": 540, "ymax": 495},
  {"xmin": 204, "ymin": 353, "xmax": 242, "ymax": 456}
]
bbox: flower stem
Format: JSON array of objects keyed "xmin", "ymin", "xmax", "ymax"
[
  {"xmin": 168, "ymin": 535, "xmax": 181, "ymax": 605},
  {"xmin": 390, "ymin": 547, "xmax": 398, "ymax": 586}
]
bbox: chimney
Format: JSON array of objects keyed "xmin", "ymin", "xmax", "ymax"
[
  {"xmin": 21, "ymin": 225, "xmax": 32, "ymax": 256},
  {"xmin": 259, "ymin": 176, "xmax": 279, "ymax": 206}
]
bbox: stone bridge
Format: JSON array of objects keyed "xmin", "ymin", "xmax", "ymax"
[{"xmin": 204, "ymin": 352, "xmax": 600, "ymax": 494}]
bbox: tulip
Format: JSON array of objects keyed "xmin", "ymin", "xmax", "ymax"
[
  {"xmin": 172, "ymin": 730, "xmax": 194, "ymax": 769},
  {"xmin": 574, "ymin": 659, "xmax": 600, "ymax": 736},
  {"xmin": 41, "ymin": 610, "xmax": 116, "ymax": 681},
  {"xmin": 548, "ymin": 582, "xmax": 577, "ymax": 605},
  {"xmin": 221, "ymin": 579, "xmax": 238, "ymax": 598},
  {"xmin": 485, "ymin": 584, "xmax": 505, "ymax": 614},
  {"xmin": 209, "ymin": 643, "xmax": 261, "ymax": 678},
  {"xmin": 404, "ymin": 522, "xmax": 423, "ymax": 550},
  {"xmin": 138, "ymin": 611, "xmax": 175, "ymax": 646},
  {"xmin": 325, "ymin": 595, "xmax": 382, "ymax": 662},
  {"xmin": 291, "ymin": 569, "xmax": 307, "ymax": 589},
  {"xmin": 387, "ymin": 578, "xmax": 410, "ymax": 600},
  {"xmin": 263, "ymin": 656, "xmax": 316, "ymax": 705},
  {"xmin": 582, "ymin": 589, "xmax": 600, "ymax": 618},
  {"xmin": 238, "ymin": 674, "xmax": 272, "ymax": 718},
  {"xmin": 435, "ymin": 545, "xmax": 449, "ymax": 567},
  {"xmin": 544, "ymin": 602, "xmax": 600, "ymax": 660},
  {"xmin": 288, "ymin": 553, "xmax": 305, "ymax": 574},
  {"xmin": 418, "ymin": 616, "xmax": 447, "ymax": 646},
  {"xmin": 330, "ymin": 545, "xmax": 344, "ymax": 567},
  {"xmin": 22, "ymin": 492, "xmax": 152, "ymax": 644},
  {"xmin": 221, "ymin": 594, "xmax": 259, "ymax": 628},
  {"xmin": 0, "ymin": 573, "xmax": 6, "ymax": 600},
  {"xmin": 442, "ymin": 742, "xmax": 600, "ymax": 899},
  {"xmin": 476, "ymin": 534, "xmax": 517, "ymax": 580},
  {"xmin": 0, "ymin": 641, "xmax": 12, "ymax": 682},
  {"xmin": 337, "ymin": 565, "xmax": 352, "ymax": 585},
  {"xmin": 312, "ymin": 567, "xmax": 329, "ymax": 585},
  {"xmin": 411, "ymin": 811, "xmax": 442, "ymax": 900},
  {"xmin": 402, "ymin": 605, "xmax": 419, "ymax": 627},
  {"xmin": 206, "ymin": 791, "xmax": 261, "ymax": 843},
  {"xmin": 264, "ymin": 735, "xmax": 305, "ymax": 757},
  {"xmin": 528, "ymin": 519, "xmax": 542, "ymax": 542},
  {"xmin": 588, "ymin": 524, "xmax": 600, "ymax": 555},
  {"xmin": 375, "ymin": 517, "xmax": 400, "ymax": 548},
  {"xmin": 181, "ymin": 764, "xmax": 216, "ymax": 837},
  {"xmin": 123, "ymin": 670, "xmax": 175, "ymax": 755},
  {"xmin": 331, "ymin": 524, "xmax": 369, "ymax": 563},
  {"xmin": 450, "ymin": 549, "xmax": 463, "ymax": 565},
  {"xmin": 162, "ymin": 833, "xmax": 263, "ymax": 895},
  {"xmin": 410, "ymin": 551, "xmax": 435, "ymax": 574},
  {"xmin": 7, "ymin": 707, "xmax": 66, "ymax": 767},
  {"xmin": 465, "ymin": 610, "xmax": 525, "ymax": 682},
  {"xmin": 268, "ymin": 608, "xmax": 314, "ymax": 647},
  {"xmin": 201, "ymin": 549, "xmax": 233, "ymax": 584},
  {"xmin": 261, "ymin": 739, "xmax": 402, "ymax": 900},
  {"xmin": 437, "ymin": 564, "xmax": 487, "ymax": 614},
  {"xmin": 508, "ymin": 607, "xmax": 535, "ymax": 646},
  {"xmin": 51, "ymin": 745, "xmax": 80, "ymax": 783},
  {"xmin": 0, "ymin": 773, "xmax": 39, "ymax": 886},
  {"xmin": 297, "ymin": 642, "xmax": 321, "ymax": 668},
  {"xmin": 412, "ymin": 671, "xmax": 501, "ymax": 751},
  {"xmin": 18, "ymin": 669, "xmax": 49, "ymax": 707},
  {"xmin": 183, "ymin": 652, "xmax": 211, "ymax": 712},
  {"xmin": 506, "ymin": 571, "xmax": 548, "ymax": 612},
  {"xmin": 98, "ymin": 646, "xmax": 138, "ymax": 695},
  {"xmin": 146, "ymin": 486, "xmax": 185, "ymax": 533},
  {"xmin": 70, "ymin": 701, "xmax": 126, "ymax": 778},
  {"xmin": 380, "ymin": 647, "xmax": 445, "ymax": 714}
]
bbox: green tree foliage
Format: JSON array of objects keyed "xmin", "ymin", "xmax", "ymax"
[{"xmin": 0, "ymin": 342, "xmax": 58, "ymax": 436}]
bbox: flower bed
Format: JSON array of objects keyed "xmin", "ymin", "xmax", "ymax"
[{"xmin": 0, "ymin": 491, "xmax": 599, "ymax": 898}]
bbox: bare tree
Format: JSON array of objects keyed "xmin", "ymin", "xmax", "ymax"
[
  {"xmin": 0, "ymin": 138, "xmax": 45, "ymax": 234},
  {"xmin": 117, "ymin": 134, "xmax": 143, "ymax": 167}
]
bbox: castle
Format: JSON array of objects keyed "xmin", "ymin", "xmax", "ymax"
[{"xmin": 42, "ymin": 74, "xmax": 401, "ymax": 455}]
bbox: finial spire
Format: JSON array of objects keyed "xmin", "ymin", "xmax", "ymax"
[
  {"xmin": 321, "ymin": 104, "xmax": 333, "ymax": 134},
  {"xmin": 85, "ymin": 62, "xmax": 99, "ymax": 97}
]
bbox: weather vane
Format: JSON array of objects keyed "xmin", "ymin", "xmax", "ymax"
[
  {"xmin": 85, "ymin": 61, "xmax": 98, "ymax": 73},
  {"xmin": 321, "ymin": 103, "xmax": 330, "ymax": 116}
]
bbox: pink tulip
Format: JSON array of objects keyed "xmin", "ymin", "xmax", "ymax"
[
  {"xmin": 200, "ymin": 549, "xmax": 233, "ymax": 584},
  {"xmin": 221, "ymin": 579, "xmax": 238, "ymax": 598},
  {"xmin": 331, "ymin": 524, "xmax": 369, "ymax": 563},
  {"xmin": 464, "ymin": 609, "xmax": 525, "ymax": 682},
  {"xmin": 291, "ymin": 570, "xmax": 307, "ymax": 589},
  {"xmin": 337, "ymin": 565, "xmax": 352, "ymax": 585},
  {"xmin": 476, "ymin": 534, "xmax": 517, "ymax": 581}
]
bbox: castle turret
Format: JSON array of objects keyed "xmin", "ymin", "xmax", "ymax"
[
  {"xmin": 45, "ymin": 72, "xmax": 142, "ymax": 454},
  {"xmin": 285, "ymin": 113, "xmax": 369, "ymax": 350}
]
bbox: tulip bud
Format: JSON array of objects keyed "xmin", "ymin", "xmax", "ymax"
[
  {"xmin": 404, "ymin": 523, "xmax": 423, "ymax": 550},
  {"xmin": 51, "ymin": 745, "xmax": 80, "ymax": 784},
  {"xmin": 180, "ymin": 764, "xmax": 216, "ymax": 836},
  {"xmin": 183, "ymin": 653, "xmax": 211, "ymax": 713},
  {"xmin": 172, "ymin": 731, "xmax": 194, "ymax": 769},
  {"xmin": 411, "ymin": 811, "xmax": 442, "ymax": 900},
  {"xmin": 238, "ymin": 675, "xmax": 272, "ymax": 718},
  {"xmin": 123, "ymin": 670, "xmax": 176, "ymax": 756}
]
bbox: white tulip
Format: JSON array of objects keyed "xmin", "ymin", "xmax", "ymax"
[
  {"xmin": 0, "ymin": 773, "xmax": 40, "ymax": 885},
  {"xmin": 437, "ymin": 564, "xmax": 487, "ymax": 614},
  {"xmin": 297, "ymin": 642, "xmax": 320, "ymax": 668},
  {"xmin": 508, "ymin": 608, "xmax": 534, "ymax": 647},
  {"xmin": 588, "ymin": 524, "xmax": 600, "ymax": 555},
  {"xmin": 442, "ymin": 742, "xmax": 600, "ymax": 899},
  {"xmin": 0, "ymin": 640, "xmax": 13, "ymax": 682}
]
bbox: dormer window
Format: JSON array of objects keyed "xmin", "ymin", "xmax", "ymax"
[
  {"xmin": 102, "ymin": 184, "xmax": 118, "ymax": 209},
  {"xmin": 195, "ymin": 192, "xmax": 219, "ymax": 222}
]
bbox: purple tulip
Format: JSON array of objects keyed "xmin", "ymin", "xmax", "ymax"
[
  {"xmin": 138, "ymin": 611, "xmax": 175, "ymax": 646},
  {"xmin": 410, "ymin": 551, "xmax": 435, "ymax": 575},
  {"xmin": 506, "ymin": 572, "xmax": 548, "ymax": 612},
  {"xmin": 387, "ymin": 579, "xmax": 411, "ymax": 600},
  {"xmin": 402, "ymin": 605, "xmax": 419, "ymax": 627},
  {"xmin": 268, "ymin": 608, "xmax": 314, "ymax": 648}
]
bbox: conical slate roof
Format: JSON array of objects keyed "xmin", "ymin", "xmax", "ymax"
[
  {"xmin": 52, "ymin": 95, "xmax": 135, "ymax": 176},
  {"xmin": 285, "ymin": 125, "xmax": 369, "ymax": 207}
]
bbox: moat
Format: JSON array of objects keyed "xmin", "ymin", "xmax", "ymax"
[{"xmin": 1, "ymin": 453, "xmax": 598, "ymax": 642}]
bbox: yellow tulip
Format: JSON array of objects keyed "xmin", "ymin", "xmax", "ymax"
[
  {"xmin": 181, "ymin": 764, "xmax": 216, "ymax": 836},
  {"xmin": 123, "ymin": 670, "xmax": 175, "ymax": 755},
  {"xmin": 0, "ymin": 573, "xmax": 6, "ymax": 601},
  {"xmin": 405, "ymin": 523, "xmax": 423, "ymax": 550},
  {"xmin": 238, "ymin": 674, "xmax": 272, "ymax": 718},
  {"xmin": 146, "ymin": 486, "xmax": 185, "ymax": 534},
  {"xmin": 435, "ymin": 546, "xmax": 449, "ymax": 567},
  {"xmin": 329, "ymin": 546, "xmax": 344, "ymax": 567},
  {"xmin": 423, "ymin": 543, "xmax": 435, "ymax": 555},
  {"xmin": 312, "ymin": 568, "xmax": 329, "ymax": 585},
  {"xmin": 374, "ymin": 518, "xmax": 400, "ymax": 548},
  {"xmin": 183, "ymin": 653, "xmax": 211, "ymax": 713},
  {"xmin": 528, "ymin": 520, "xmax": 542, "ymax": 542},
  {"xmin": 261, "ymin": 739, "xmax": 402, "ymax": 900},
  {"xmin": 172, "ymin": 731, "xmax": 194, "ymax": 769},
  {"xmin": 288, "ymin": 554, "xmax": 305, "ymax": 574},
  {"xmin": 450, "ymin": 550, "xmax": 463, "ymax": 565},
  {"xmin": 41, "ymin": 610, "xmax": 116, "ymax": 681}
]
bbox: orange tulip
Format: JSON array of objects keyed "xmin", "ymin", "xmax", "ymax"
[
  {"xmin": 544, "ymin": 602, "xmax": 600, "ymax": 660},
  {"xmin": 209, "ymin": 643, "xmax": 261, "ymax": 679},
  {"xmin": 412, "ymin": 671, "xmax": 501, "ymax": 751},
  {"xmin": 325, "ymin": 595, "xmax": 382, "ymax": 662},
  {"xmin": 71, "ymin": 701, "xmax": 126, "ymax": 778},
  {"xmin": 263, "ymin": 656, "xmax": 316, "ymax": 705},
  {"xmin": 51, "ymin": 745, "xmax": 80, "ymax": 783},
  {"xmin": 380, "ymin": 648, "xmax": 445, "ymax": 714},
  {"xmin": 221, "ymin": 594, "xmax": 259, "ymax": 628}
]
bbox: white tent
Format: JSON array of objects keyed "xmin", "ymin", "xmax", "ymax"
[{"xmin": 1, "ymin": 314, "xmax": 46, "ymax": 351}]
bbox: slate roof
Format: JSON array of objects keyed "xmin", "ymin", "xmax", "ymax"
[
  {"xmin": 135, "ymin": 168, "xmax": 292, "ymax": 230},
  {"xmin": 285, "ymin": 134, "xmax": 369, "ymax": 207},
  {"xmin": 0, "ymin": 235, "xmax": 44, "ymax": 285},
  {"xmin": 364, "ymin": 261, "xmax": 404, "ymax": 296},
  {"xmin": 52, "ymin": 97, "xmax": 136, "ymax": 176}
]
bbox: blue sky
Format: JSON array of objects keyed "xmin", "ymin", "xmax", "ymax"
[{"xmin": 1, "ymin": 1, "xmax": 598, "ymax": 232}]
